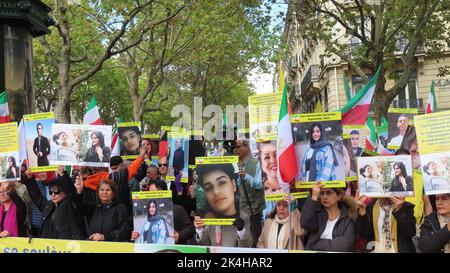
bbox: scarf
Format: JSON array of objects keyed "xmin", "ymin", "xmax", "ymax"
[
  {"xmin": 308, "ymin": 139, "xmax": 339, "ymax": 182},
  {"xmin": 373, "ymin": 200, "xmax": 398, "ymax": 253},
  {"xmin": 267, "ymin": 215, "xmax": 290, "ymax": 249},
  {"xmin": 0, "ymin": 202, "xmax": 18, "ymax": 237},
  {"xmin": 437, "ymin": 214, "xmax": 450, "ymax": 253},
  {"xmin": 145, "ymin": 214, "xmax": 168, "ymax": 243}
]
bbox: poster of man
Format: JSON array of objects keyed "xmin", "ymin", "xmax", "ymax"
[
  {"xmin": 292, "ymin": 112, "xmax": 345, "ymax": 189},
  {"xmin": 167, "ymin": 131, "xmax": 189, "ymax": 183},
  {"xmin": 118, "ymin": 122, "xmax": 141, "ymax": 160},
  {"xmin": 50, "ymin": 123, "xmax": 112, "ymax": 167},
  {"xmin": 0, "ymin": 122, "xmax": 20, "ymax": 182},
  {"xmin": 387, "ymin": 108, "xmax": 417, "ymax": 150},
  {"xmin": 357, "ymin": 155, "xmax": 414, "ymax": 197},
  {"xmin": 341, "ymin": 125, "xmax": 371, "ymax": 180},
  {"xmin": 420, "ymin": 152, "xmax": 450, "ymax": 195},
  {"xmin": 132, "ymin": 191, "xmax": 175, "ymax": 245},
  {"xmin": 24, "ymin": 112, "xmax": 56, "ymax": 172}
]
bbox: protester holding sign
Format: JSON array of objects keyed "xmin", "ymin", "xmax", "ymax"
[
  {"xmin": 419, "ymin": 193, "xmax": 450, "ymax": 253},
  {"xmin": 300, "ymin": 182, "xmax": 357, "ymax": 252},
  {"xmin": 0, "ymin": 181, "xmax": 27, "ymax": 237},
  {"xmin": 85, "ymin": 131, "xmax": 111, "ymax": 163}
]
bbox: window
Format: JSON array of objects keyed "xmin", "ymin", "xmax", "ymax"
[{"xmin": 395, "ymin": 70, "xmax": 418, "ymax": 108}]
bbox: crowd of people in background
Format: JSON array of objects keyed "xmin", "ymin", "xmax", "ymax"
[{"xmin": 0, "ymin": 138, "xmax": 449, "ymax": 253}]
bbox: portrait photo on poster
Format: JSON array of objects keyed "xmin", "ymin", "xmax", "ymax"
[
  {"xmin": 357, "ymin": 155, "xmax": 415, "ymax": 197},
  {"xmin": 0, "ymin": 152, "xmax": 20, "ymax": 182},
  {"xmin": 195, "ymin": 161, "xmax": 240, "ymax": 220},
  {"xmin": 132, "ymin": 191, "xmax": 175, "ymax": 245},
  {"xmin": 420, "ymin": 152, "xmax": 450, "ymax": 195},
  {"xmin": 118, "ymin": 123, "xmax": 141, "ymax": 158},
  {"xmin": 24, "ymin": 114, "xmax": 56, "ymax": 171},
  {"xmin": 387, "ymin": 110, "xmax": 417, "ymax": 150},
  {"xmin": 50, "ymin": 124, "xmax": 112, "ymax": 167},
  {"xmin": 292, "ymin": 114, "xmax": 345, "ymax": 188},
  {"xmin": 341, "ymin": 125, "xmax": 371, "ymax": 180},
  {"xmin": 167, "ymin": 133, "xmax": 189, "ymax": 182}
]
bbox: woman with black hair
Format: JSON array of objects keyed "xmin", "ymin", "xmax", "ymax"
[
  {"xmin": 390, "ymin": 162, "xmax": 414, "ymax": 192},
  {"xmin": 85, "ymin": 131, "xmax": 111, "ymax": 163},
  {"xmin": 6, "ymin": 156, "xmax": 19, "ymax": 179},
  {"xmin": 193, "ymin": 163, "xmax": 252, "ymax": 247},
  {"xmin": 139, "ymin": 199, "xmax": 170, "ymax": 244},
  {"xmin": 119, "ymin": 126, "xmax": 141, "ymax": 156},
  {"xmin": 301, "ymin": 123, "xmax": 338, "ymax": 182}
]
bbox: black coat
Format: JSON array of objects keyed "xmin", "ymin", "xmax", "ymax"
[
  {"xmin": 2, "ymin": 190, "xmax": 28, "ymax": 237},
  {"xmin": 390, "ymin": 176, "xmax": 414, "ymax": 192},
  {"xmin": 300, "ymin": 197, "xmax": 356, "ymax": 252},
  {"xmin": 78, "ymin": 198, "xmax": 132, "ymax": 242},
  {"xmin": 6, "ymin": 166, "xmax": 19, "ymax": 179},
  {"xmin": 33, "ymin": 136, "xmax": 51, "ymax": 166},
  {"xmin": 173, "ymin": 204, "xmax": 194, "ymax": 244},
  {"xmin": 357, "ymin": 201, "xmax": 416, "ymax": 253},
  {"xmin": 419, "ymin": 211, "xmax": 450, "ymax": 253},
  {"xmin": 23, "ymin": 175, "xmax": 85, "ymax": 240}
]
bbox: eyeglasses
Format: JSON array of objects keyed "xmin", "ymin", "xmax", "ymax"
[
  {"xmin": 49, "ymin": 190, "xmax": 62, "ymax": 196},
  {"xmin": 159, "ymin": 164, "xmax": 167, "ymax": 167}
]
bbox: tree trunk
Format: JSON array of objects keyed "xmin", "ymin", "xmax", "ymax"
[
  {"xmin": 56, "ymin": 88, "xmax": 71, "ymax": 123},
  {"xmin": 372, "ymin": 69, "xmax": 388, "ymax": 125}
]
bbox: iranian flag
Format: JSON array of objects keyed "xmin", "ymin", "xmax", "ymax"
[
  {"xmin": 365, "ymin": 117, "xmax": 377, "ymax": 152},
  {"xmin": 0, "ymin": 92, "xmax": 10, "ymax": 123},
  {"xmin": 110, "ymin": 117, "xmax": 123, "ymax": 157},
  {"xmin": 426, "ymin": 81, "xmax": 437, "ymax": 114},
  {"xmin": 276, "ymin": 85, "xmax": 298, "ymax": 185},
  {"xmin": 83, "ymin": 96, "xmax": 103, "ymax": 125},
  {"xmin": 341, "ymin": 66, "xmax": 381, "ymax": 125}
]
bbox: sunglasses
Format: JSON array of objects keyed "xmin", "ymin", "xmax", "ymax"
[
  {"xmin": 49, "ymin": 190, "xmax": 62, "ymax": 196},
  {"xmin": 159, "ymin": 164, "xmax": 167, "ymax": 167}
]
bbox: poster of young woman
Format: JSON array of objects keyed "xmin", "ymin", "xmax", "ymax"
[
  {"xmin": 118, "ymin": 122, "xmax": 141, "ymax": 160},
  {"xmin": 167, "ymin": 131, "xmax": 190, "ymax": 183},
  {"xmin": 0, "ymin": 122, "xmax": 20, "ymax": 182},
  {"xmin": 420, "ymin": 152, "xmax": 450, "ymax": 195},
  {"xmin": 292, "ymin": 112, "xmax": 346, "ymax": 189},
  {"xmin": 387, "ymin": 108, "xmax": 417, "ymax": 150},
  {"xmin": 142, "ymin": 134, "xmax": 160, "ymax": 166},
  {"xmin": 132, "ymin": 191, "xmax": 175, "ymax": 245},
  {"xmin": 195, "ymin": 156, "xmax": 240, "ymax": 225},
  {"xmin": 50, "ymin": 124, "xmax": 112, "ymax": 167},
  {"xmin": 23, "ymin": 112, "xmax": 58, "ymax": 172},
  {"xmin": 357, "ymin": 155, "xmax": 415, "ymax": 197}
]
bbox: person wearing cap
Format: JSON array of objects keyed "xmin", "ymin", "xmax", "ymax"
[
  {"xmin": 300, "ymin": 182, "xmax": 358, "ymax": 252},
  {"xmin": 419, "ymin": 193, "xmax": 450, "ymax": 253},
  {"xmin": 21, "ymin": 170, "xmax": 85, "ymax": 240}
]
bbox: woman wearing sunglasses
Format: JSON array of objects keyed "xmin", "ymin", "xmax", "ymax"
[{"xmin": 22, "ymin": 170, "xmax": 85, "ymax": 240}]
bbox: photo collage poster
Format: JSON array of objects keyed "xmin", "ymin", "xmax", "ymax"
[{"xmin": 0, "ymin": 122, "xmax": 20, "ymax": 182}]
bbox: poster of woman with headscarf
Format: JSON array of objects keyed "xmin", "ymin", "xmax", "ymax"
[{"xmin": 293, "ymin": 112, "xmax": 345, "ymax": 189}]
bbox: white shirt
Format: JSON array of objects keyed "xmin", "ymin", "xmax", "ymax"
[
  {"xmin": 389, "ymin": 135, "xmax": 404, "ymax": 147},
  {"xmin": 320, "ymin": 217, "xmax": 339, "ymax": 240}
]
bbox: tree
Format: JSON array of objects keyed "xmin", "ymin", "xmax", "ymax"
[{"xmin": 297, "ymin": 0, "xmax": 449, "ymax": 121}]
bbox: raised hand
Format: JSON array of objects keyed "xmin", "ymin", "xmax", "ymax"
[
  {"xmin": 194, "ymin": 216, "xmax": 205, "ymax": 229},
  {"xmin": 75, "ymin": 175, "xmax": 84, "ymax": 194},
  {"xmin": 390, "ymin": 195, "xmax": 405, "ymax": 211},
  {"xmin": 355, "ymin": 189, "xmax": 368, "ymax": 216},
  {"xmin": 311, "ymin": 181, "xmax": 323, "ymax": 201}
]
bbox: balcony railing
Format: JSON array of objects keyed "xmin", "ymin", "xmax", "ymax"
[
  {"xmin": 301, "ymin": 65, "xmax": 321, "ymax": 95},
  {"xmin": 392, "ymin": 98, "xmax": 423, "ymax": 110}
]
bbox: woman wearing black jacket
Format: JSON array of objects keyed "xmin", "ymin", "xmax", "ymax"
[
  {"xmin": 75, "ymin": 179, "xmax": 131, "ymax": 242},
  {"xmin": 300, "ymin": 182, "xmax": 357, "ymax": 252},
  {"xmin": 390, "ymin": 162, "xmax": 414, "ymax": 192},
  {"xmin": 0, "ymin": 181, "xmax": 27, "ymax": 237},
  {"xmin": 419, "ymin": 193, "xmax": 450, "ymax": 253},
  {"xmin": 355, "ymin": 190, "xmax": 416, "ymax": 253},
  {"xmin": 22, "ymin": 170, "xmax": 85, "ymax": 240}
]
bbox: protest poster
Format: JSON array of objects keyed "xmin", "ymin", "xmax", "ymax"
[
  {"xmin": 415, "ymin": 110, "xmax": 450, "ymax": 154},
  {"xmin": 292, "ymin": 112, "xmax": 345, "ymax": 189},
  {"xmin": 0, "ymin": 122, "xmax": 20, "ymax": 182},
  {"xmin": 248, "ymin": 93, "xmax": 282, "ymax": 144},
  {"xmin": 142, "ymin": 134, "xmax": 160, "ymax": 166},
  {"xmin": 167, "ymin": 131, "xmax": 190, "ymax": 183},
  {"xmin": 132, "ymin": 191, "xmax": 175, "ymax": 245},
  {"xmin": 387, "ymin": 108, "xmax": 417, "ymax": 150},
  {"xmin": 420, "ymin": 152, "xmax": 450, "ymax": 195},
  {"xmin": 195, "ymin": 156, "xmax": 239, "ymax": 225},
  {"xmin": 50, "ymin": 124, "xmax": 112, "ymax": 168},
  {"xmin": 342, "ymin": 125, "xmax": 371, "ymax": 181},
  {"xmin": 23, "ymin": 112, "xmax": 58, "ymax": 172},
  {"xmin": 188, "ymin": 130, "xmax": 206, "ymax": 167},
  {"xmin": 118, "ymin": 122, "xmax": 141, "ymax": 160},
  {"xmin": 357, "ymin": 155, "xmax": 414, "ymax": 197}
]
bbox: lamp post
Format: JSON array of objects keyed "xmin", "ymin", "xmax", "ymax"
[{"xmin": 0, "ymin": 0, "xmax": 54, "ymax": 121}]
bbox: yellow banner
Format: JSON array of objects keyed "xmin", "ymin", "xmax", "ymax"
[
  {"xmin": 415, "ymin": 110, "xmax": 450, "ymax": 154},
  {"xmin": 265, "ymin": 193, "xmax": 288, "ymax": 201},
  {"xmin": 295, "ymin": 180, "xmax": 346, "ymax": 189},
  {"xmin": 292, "ymin": 112, "xmax": 342, "ymax": 123},
  {"xmin": 196, "ymin": 156, "xmax": 238, "ymax": 165},
  {"xmin": 291, "ymin": 192, "xmax": 309, "ymax": 199},
  {"xmin": 30, "ymin": 166, "xmax": 58, "ymax": 173},
  {"xmin": 248, "ymin": 93, "xmax": 282, "ymax": 142},
  {"xmin": 343, "ymin": 125, "xmax": 368, "ymax": 139},
  {"xmin": 387, "ymin": 144, "xmax": 400, "ymax": 150},
  {"xmin": 388, "ymin": 108, "xmax": 419, "ymax": 114},
  {"xmin": 166, "ymin": 176, "xmax": 188, "ymax": 183},
  {"xmin": 0, "ymin": 122, "xmax": 18, "ymax": 153},
  {"xmin": 345, "ymin": 176, "xmax": 357, "ymax": 182},
  {"xmin": 162, "ymin": 126, "xmax": 185, "ymax": 132},
  {"xmin": 131, "ymin": 190, "xmax": 172, "ymax": 200},
  {"xmin": 121, "ymin": 155, "xmax": 139, "ymax": 160},
  {"xmin": 203, "ymin": 218, "xmax": 236, "ymax": 226},
  {"xmin": 118, "ymin": 122, "xmax": 141, "ymax": 128},
  {"xmin": 23, "ymin": 112, "xmax": 55, "ymax": 122},
  {"xmin": 142, "ymin": 134, "xmax": 160, "ymax": 139},
  {"xmin": 168, "ymin": 132, "xmax": 190, "ymax": 139},
  {"xmin": 188, "ymin": 165, "xmax": 196, "ymax": 169}
]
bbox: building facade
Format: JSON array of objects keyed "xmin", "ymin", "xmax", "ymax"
[{"xmin": 282, "ymin": 1, "xmax": 450, "ymax": 115}]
